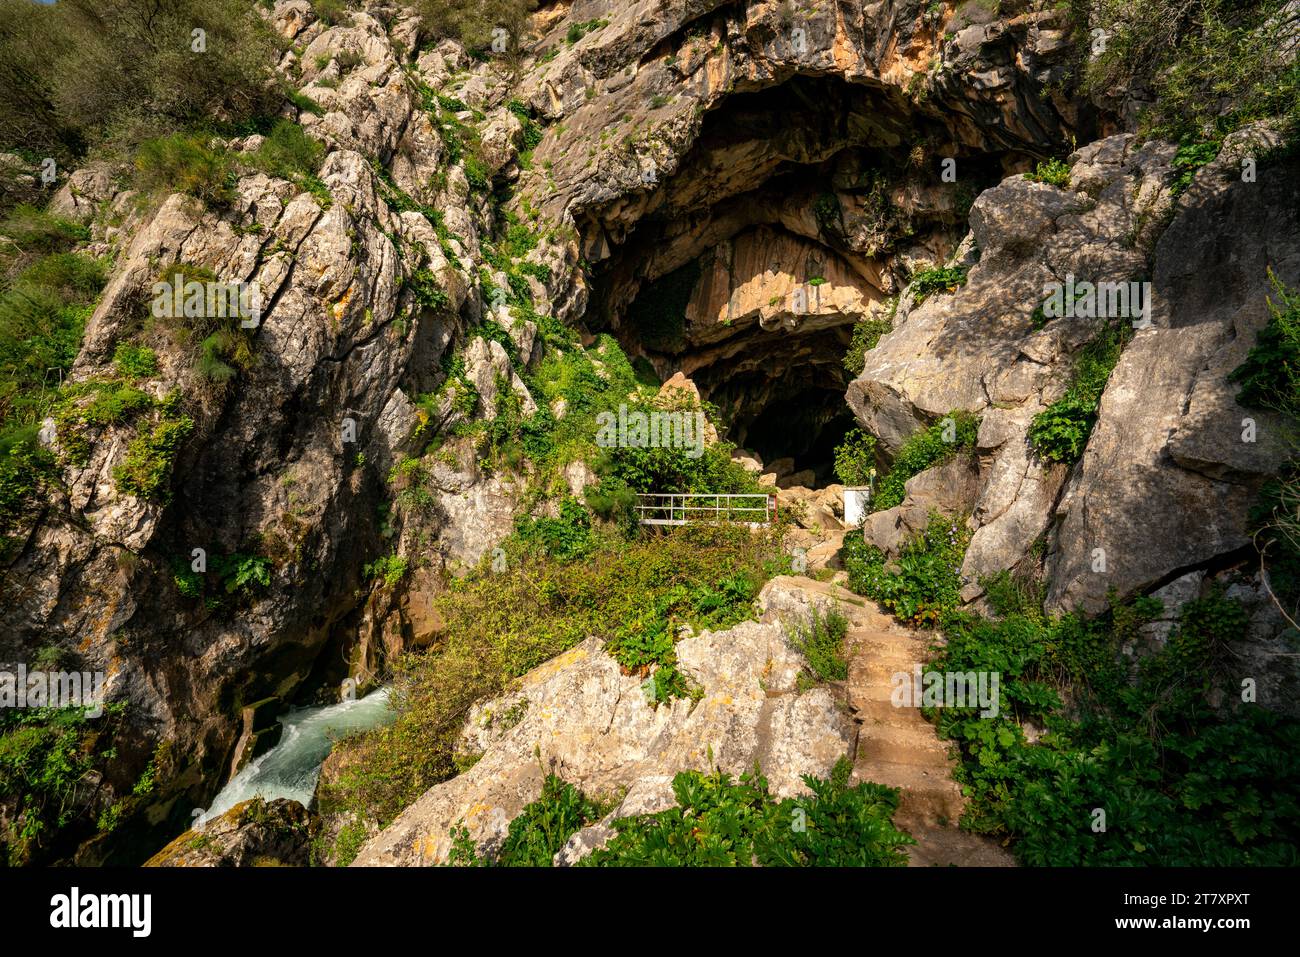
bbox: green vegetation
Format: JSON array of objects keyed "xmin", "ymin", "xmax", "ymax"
[
  {"xmin": 1169, "ymin": 136, "xmax": 1222, "ymax": 195},
  {"xmin": 364, "ymin": 553, "xmax": 409, "ymax": 589},
  {"xmin": 0, "ymin": 703, "xmax": 125, "ymax": 866},
  {"xmin": 1082, "ymin": 0, "xmax": 1300, "ymax": 142},
  {"xmin": 1228, "ymin": 272, "xmax": 1300, "ymax": 417},
  {"xmin": 1026, "ymin": 157, "xmax": 1072, "ymax": 187},
  {"xmin": 133, "ymin": 132, "xmax": 235, "ymax": 206},
  {"xmin": 565, "ymin": 18, "xmax": 609, "ymax": 45},
  {"xmin": 844, "ymin": 512, "xmax": 971, "ymax": 627},
  {"xmin": 872, "ymin": 410, "xmax": 978, "ymax": 512},
  {"xmin": 1231, "ymin": 275, "xmax": 1300, "ymax": 614},
  {"xmin": 842, "ymin": 303, "xmax": 895, "ymax": 374},
  {"xmin": 0, "ymin": 206, "xmax": 106, "ymax": 549},
  {"xmin": 581, "ymin": 758, "xmax": 913, "ymax": 866},
  {"xmin": 784, "ymin": 605, "xmax": 850, "ymax": 688},
  {"xmin": 113, "ymin": 344, "xmax": 158, "ymax": 382},
  {"xmin": 930, "ymin": 585, "xmax": 1300, "ymax": 865},
  {"xmin": 112, "ymin": 409, "xmax": 195, "ymax": 501},
  {"xmin": 409, "ymin": 0, "xmax": 539, "ymax": 53},
  {"xmin": 448, "ymin": 773, "xmax": 608, "ymax": 866},
  {"xmin": 317, "ymin": 523, "xmax": 791, "ymax": 853},
  {"xmin": 832, "ymin": 427, "xmax": 877, "ymax": 487},
  {"xmin": 1027, "ymin": 321, "xmax": 1128, "ymax": 463},
  {"xmin": 0, "ymin": 0, "xmax": 282, "ymax": 186},
  {"xmin": 909, "ymin": 264, "xmax": 968, "ymax": 304}
]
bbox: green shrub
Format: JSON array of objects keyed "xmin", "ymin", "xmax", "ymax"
[
  {"xmin": 513, "ymin": 496, "xmax": 592, "ymax": 560},
  {"xmin": 582, "ymin": 758, "xmax": 914, "ymax": 866},
  {"xmin": 112, "ymin": 412, "xmax": 195, "ymax": 500},
  {"xmin": 0, "ymin": 0, "xmax": 282, "ymax": 175},
  {"xmin": 113, "ymin": 344, "xmax": 158, "ymax": 382},
  {"xmin": 450, "ymin": 774, "xmax": 607, "ymax": 867},
  {"xmin": 784, "ymin": 605, "xmax": 849, "ymax": 687},
  {"xmin": 1026, "ymin": 158, "xmax": 1072, "ymax": 187},
  {"xmin": 313, "ymin": 0, "xmax": 350, "ymax": 26},
  {"xmin": 1083, "ymin": 0, "xmax": 1300, "ymax": 141},
  {"xmin": 1228, "ymin": 270, "xmax": 1300, "ymax": 417},
  {"xmin": 1028, "ymin": 322, "xmax": 1127, "ymax": 463},
  {"xmin": 842, "ymin": 308, "xmax": 893, "ymax": 374},
  {"xmin": 0, "ymin": 705, "xmax": 122, "ymax": 865},
  {"xmin": 253, "ymin": 119, "xmax": 324, "ymax": 181},
  {"xmin": 565, "ymin": 18, "xmax": 608, "ymax": 45},
  {"xmin": 909, "ymin": 264, "xmax": 967, "ymax": 304},
  {"xmin": 832, "ymin": 427, "xmax": 877, "ymax": 487},
  {"xmin": 318, "ymin": 524, "xmax": 790, "ymax": 830},
  {"xmin": 410, "ymin": 0, "xmax": 539, "ymax": 51},
  {"xmin": 931, "ymin": 591, "xmax": 1300, "ymax": 865},
  {"xmin": 134, "ymin": 133, "xmax": 234, "ymax": 206},
  {"xmin": 872, "ymin": 410, "xmax": 977, "ymax": 511},
  {"xmin": 0, "ymin": 206, "xmax": 89, "ymax": 256},
  {"xmin": 1169, "ymin": 136, "xmax": 1222, "ymax": 195},
  {"xmin": 364, "ymin": 553, "xmax": 409, "ymax": 589},
  {"xmin": 844, "ymin": 512, "xmax": 970, "ymax": 627}
]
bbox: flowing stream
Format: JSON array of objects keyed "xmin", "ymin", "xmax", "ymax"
[{"xmin": 199, "ymin": 687, "xmax": 396, "ymax": 825}]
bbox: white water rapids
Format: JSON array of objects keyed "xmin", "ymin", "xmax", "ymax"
[{"xmin": 198, "ymin": 687, "xmax": 396, "ymax": 825}]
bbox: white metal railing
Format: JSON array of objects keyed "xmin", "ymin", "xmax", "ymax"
[{"xmin": 635, "ymin": 493, "xmax": 774, "ymax": 526}]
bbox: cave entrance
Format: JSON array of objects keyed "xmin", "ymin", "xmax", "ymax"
[
  {"xmin": 574, "ymin": 70, "xmax": 1046, "ymax": 485},
  {"xmin": 734, "ymin": 389, "xmax": 856, "ymax": 488}
]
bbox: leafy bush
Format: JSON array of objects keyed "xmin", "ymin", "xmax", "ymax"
[
  {"xmin": 832, "ymin": 427, "xmax": 877, "ymax": 487},
  {"xmin": 253, "ymin": 119, "xmax": 324, "ymax": 181},
  {"xmin": 909, "ymin": 264, "xmax": 967, "ymax": 304},
  {"xmin": 0, "ymin": 0, "xmax": 282, "ymax": 178},
  {"xmin": 842, "ymin": 308, "xmax": 894, "ymax": 374},
  {"xmin": 112, "ymin": 411, "xmax": 195, "ymax": 500},
  {"xmin": 0, "ymin": 705, "xmax": 122, "ymax": 865},
  {"xmin": 1169, "ymin": 136, "xmax": 1222, "ymax": 195},
  {"xmin": 1231, "ymin": 275, "xmax": 1300, "ymax": 613},
  {"xmin": 1082, "ymin": 0, "xmax": 1300, "ymax": 141},
  {"xmin": 565, "ymin": 18, "xmax": 608, "ymax": 45},
  {"xmin": 133, "ymin": 133, "xmax": 234, "ymax": 206},
  {"xmin": 1028, "ymin": 322, "xmax": 1127, "ymax": 463},
  {"xmin": 410, "ymin": 0, "xmax": 539, "ymax": 52},
  {"xmin": 513, "ymin": 496, "xmax": 593, "ymax": 560},
  {"xmin": 1228, "ymin": 270, "xmax": 1300, "ymax": 418},
  {"xmin": 931, "ymin": 591, "xmax": 1300, "ymax": 865},
  {"xmin": 113, "ymin": 343, "xmax": 158, "ymax": 382},
  {"xmin": 784, "ymin": 604, "xmax": 849, "ymax": 687},
  {"xmin": 872, "ymin": 410, "xmax": 977, "ymax": 511},
  {"xmin": 581, "ymin": 758, "xmax": 914, "ymax": 866},
  {"xmin": 449, "ymin": 774, "xmax": 606, "ymax": 866},
  {"xmin": 364, "ymin": 553, "xmax": 409, "ymax": 589},
  {"xmin": 1026, "ymin": 158, "xmax": 1072, "ymax": 187},
  {"xmin": 844, "ymin": 512, "xmax": 970, "ymax": 626}
]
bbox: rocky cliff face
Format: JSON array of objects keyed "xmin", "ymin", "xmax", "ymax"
[{"xmin": 4, "ymin": 0, "xmax": 1296, "ymax": 863}]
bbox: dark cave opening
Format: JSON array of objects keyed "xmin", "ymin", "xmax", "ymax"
[
  {"xmin": 734, "ymin": 390, "xmax": 858, "ymax": 487},
  {"xmin": 576, "ymin": 71, "xmax": 1051, "ymax": 481}
]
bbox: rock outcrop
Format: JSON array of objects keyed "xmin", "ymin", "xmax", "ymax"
[{"xmin": 352, "ymin": 577, "xmax": 855, "ymax": 865}]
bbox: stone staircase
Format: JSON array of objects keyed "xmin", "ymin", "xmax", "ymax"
[{"xmin": 782, "ymin": 576, "xmax": 1015, "ymax": 867}]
